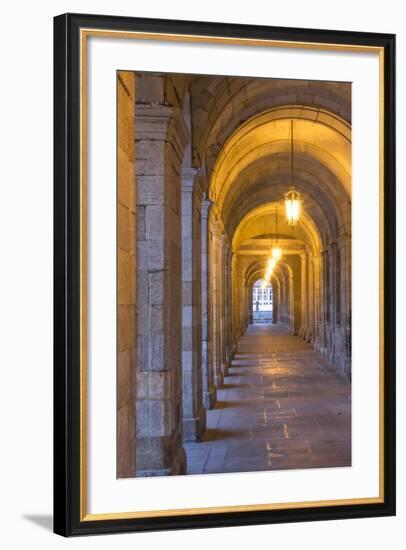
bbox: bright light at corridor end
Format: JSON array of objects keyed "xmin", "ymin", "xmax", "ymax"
[{"xmin": 284, "ymin": 187, "xmax": 303, "ymax": 227}]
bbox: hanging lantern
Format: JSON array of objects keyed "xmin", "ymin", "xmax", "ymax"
[
  {"xmin": 284, "ymin": 187, "xmax": 302, "ymax": 227},
  {"xmin": 272, "ymin": 244, "xmax": 282, "ymax": 262},
  {"xmin": 285, "ymin": 120, "xmax": 303, "ymax": 227}
]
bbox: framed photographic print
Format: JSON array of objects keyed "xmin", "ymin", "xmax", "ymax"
[{"xmin": 53, "ymin": 13, "xmax": 396, "ymax": 536}]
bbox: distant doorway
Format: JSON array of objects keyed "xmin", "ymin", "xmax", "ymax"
[{"xmin": 252, "ymin": 279, "xmax": 273, "ymax": 324}]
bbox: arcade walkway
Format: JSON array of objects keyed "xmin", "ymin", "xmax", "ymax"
[{"xmin": 184, "ymin": 324, "xmax": 351, "ymax": 475}]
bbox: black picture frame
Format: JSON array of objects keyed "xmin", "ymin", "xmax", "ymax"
[{"xmin": 54, "ymin": 12, "xmax": 396, "ymax": 537}]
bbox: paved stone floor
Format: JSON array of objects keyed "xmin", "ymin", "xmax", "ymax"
[{"xmin": 184, "ymin": 323, "xmax": 351, "ymax": 475}]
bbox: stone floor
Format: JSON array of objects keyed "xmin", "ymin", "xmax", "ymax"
[{"xmin": 184, "ymin": 323, "xmax": 351, "ymax": 475}]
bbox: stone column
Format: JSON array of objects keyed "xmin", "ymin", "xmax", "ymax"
[
  {"xmin": 289, "ymin": 272, "xmax": 295, "ymax": 332},
  {"xmin": 272, "ymin": 279, "xmax": 279, "ymax": 323},
  {"xmin": 134, "ymin": 95, "xmax": 189, "ymax": 476},
  {"xmin": 326, "ymin": 243, "xmax": 335, "ymax": 362},
  {"xmin": 231, "ymin": 253, "xmax": 239, "ymax": 352},
  {"xmin": 220, "ymin": 235, "xmax": 230, "ymax": 378},
  {"xmin": 242, "ymin": 278, "xmax": 249, "ymax": 332},
  {"xmin": 316, "ymin": 248, "xmax": 328, "ymax": 355},
  {"xmin": 329, "ymin": 241, "xmax": 338, "ymax": 366},
  {"xmin": 117, "ymin": 72, "xmax": 137, "ymax": 478},
  {"xmin": 307, "ymin": 255, "xmax": 315, "ymax": 342},
  {"xmin": 280, "ymin": 272, "xmax": 288, "ymax": 327},
  {"xmin": 343, "ymin": 235, "xmax": 352, "ymax": 378},
  {"xmin": 181, "ymin": 169, "xmax": 205, "ymax": 441},
  {"xmin": 337, "ymin": 233, "xmax": 351, "ymax": 378},
  {"xmin": 291, "ymin": 256, "xmax": 302, "ymax": 335},
  {"xmin": 201, "ymin": 199, "xmax": 216, "ymax": 409},
  {"xmin": 210, "ymin": 220, "xmax": 224, "ymax": 389},
  {"xmin": 247, "ymin": 285, "xmax": 253, "ymax": 325},
  {"xmin": 299, "ymin": 251, "xmax": 309, "ymax": 340},
  {"xmin": 224, "ymin": 248, "xmax": 233, "ymax": 364},
  {"xmin": 238, "ymin": 274, "xmax": 245, "ymax": 335}
]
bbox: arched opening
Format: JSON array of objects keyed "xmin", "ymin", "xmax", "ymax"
[{"xmin": 252, "ymin": 279, "xmax": 273, "ymax": 324}]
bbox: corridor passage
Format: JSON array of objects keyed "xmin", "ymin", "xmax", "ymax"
[{"xmin": 185, "ymin": 324, "xmax": 351, "ymax": 475}]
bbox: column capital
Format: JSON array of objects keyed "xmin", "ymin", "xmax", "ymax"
[
  {"xmin": 194, "ymin": 169, "xmax": 207, "ymax": 201},
  {"xmin": 201, "ymin": 198, "xmax": 213, "ymax": 219},
  {"xmin": 181, "ymin": 168, "xmax": 207, "ymax": 200},
  {"xmin": 299, "ymin": 250, "xmax": 310, "ymax": 261},
  {"xmin": 135, "ymin": 103, "xmax": 190, "ymax": 159},
  {"xmin": 181, "ymin": 168, "xmax": 197, "ymax": 193},
  {"xmin": 211, "ymin": 219, "xmax": 224, "ymax": 238}
]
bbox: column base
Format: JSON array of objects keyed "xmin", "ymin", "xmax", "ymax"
[
  {"xmin": 222, "ymin": 362, "xmax": 230, "ymax": 377},
  {"xmin": 135, "ymin": 434, "xmax": 186, "ymax": 477},
  {"xmin": 215, "ymin": 370, "xmax": 224, "ymax": 389},
  {"xmin": 331, "ymin": 354, "xmax": 352, "ymax": 382},
  {"xmin": 203, "ymin": 388, "xmax": 217, "ymax": 410},
  {"xmin": 183, "ymin": 408, "xmax": 206, "ymax": 442}
]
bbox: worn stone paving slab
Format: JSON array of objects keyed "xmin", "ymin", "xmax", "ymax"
[{"xmin": 184, "ymin": 323, "xmax": 351, "ymax": 475}]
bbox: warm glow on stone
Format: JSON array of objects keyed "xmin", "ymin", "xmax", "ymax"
[
  {"xmin": 264, "ymin": 257, "xmax": 276, "ymax": 282},
  {"xmin": 267, "ymin": 257, "xmax": 276, "ymax": 270}
]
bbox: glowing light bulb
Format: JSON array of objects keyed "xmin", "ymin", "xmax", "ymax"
[{"xmin": 284, "ymin": 187, "xmax": 303, "ymax": 227}]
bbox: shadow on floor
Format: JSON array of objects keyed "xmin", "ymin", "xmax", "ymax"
[{"xmin": 22, "ymin": 514, "xmax": 53, "ymax": 532}]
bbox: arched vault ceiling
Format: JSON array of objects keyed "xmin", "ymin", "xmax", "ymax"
[
  {"xmin": 232, "ymin": 203, "xmax": 321, "ymax": 254},
  {"xmin": 245, "ymin": 258, "xmax": 293, "ymax": 289},
  {"xmin": 225, "ymin": 178, "xmax": 341, "ymax": 244},
  {"xmin": 189, "ymin": 78, "xmax": 351, "ymax": 171},
  {"xmin": 210, "ymin": 109, "xmax": 351, "ymax": 214},
  {"xmin": 221, "ymin": 153, "xmax": 351, "ymax": 239}
]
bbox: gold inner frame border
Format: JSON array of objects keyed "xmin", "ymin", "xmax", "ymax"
[{"xmin": 79, "ymin": 27, "xmax": 385, "ymax": 522}]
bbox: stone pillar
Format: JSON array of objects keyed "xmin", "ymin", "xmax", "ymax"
[
  {"xmin": 134, "ymin": 91, "xmax": 189, "ymax": 476},
  {"xmin": 336, "ymin": 233, "xmax": 351, "ymax": 378},
  {"xmin": 224, "ymin": 248, "xmax": 233, "ymax": 363},
  {"xmin": 243, "ymin": 278, "xmax": 250, "ymax": 332},
  {"xmin": 326, "ymin": 243, "xmax": 335, "ymax": 362},
  {"xmin": 181, "ymin": 169, "xmax": 206, "ymax": 441},
  {"xmin": 307, "ymin": 255, "xmax": 315, "ymax": 342},
  {"xmin": 220, "ymin": 235, "xmax": 230, "ymax": 378},
  {"xmin": 329, "ymin": 241, "xmax": 338, "ymax": 365},
  {"xmin": 316, "ymin": 248, "xmax": 328, "ymax": 355},
  {"xmin": 299, "ymin": 251, "xmax": 310, "ymax": 340},
  {"xmin": 210, "ymin": 220, "xmax": 224, "ymax": 389},
  {"xmin": 231, "ymin": 253, "xmax": 239, "ymax": 352},
  {"xmin": 343, "ymin": 235, "xmax": 352, "ymax": 378},
  {"xmin": 313, "ymin": 253, "xmax": 322, "ymax": 352},
  {"xmin": 280, "ymin": 270, "xmax": 289, "ymax": 327},
  {"xmin": 272, "ymin": 279, "xmax": 279, "ymax": 323},
  {"xmin": 117, "ymin": 72, "xmax": 137, "ymax": 478},
  {"xmin": 289, "ymin": 272, "xmax": 295, "ymax": 332},
  {"xmin": 201, "ymin": 199, "xmax": 216, "ymax": 409}
]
